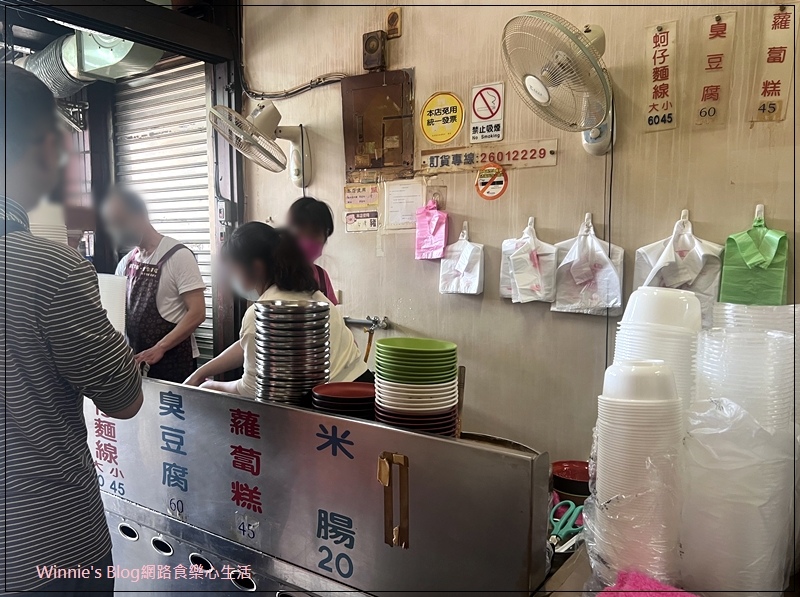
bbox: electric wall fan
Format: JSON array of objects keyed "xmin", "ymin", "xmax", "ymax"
[
  {"xmin": 209, "ymin": 101, "xmax": 312, "ymax": 187},
  {"xmin": 501, "ymin": 11, "xmax": 614, "ymax": 155}
]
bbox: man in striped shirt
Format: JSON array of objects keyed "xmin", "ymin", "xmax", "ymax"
[{"xmin": 1, "ymin": 65, "xmax": 143, "ymax": 594}]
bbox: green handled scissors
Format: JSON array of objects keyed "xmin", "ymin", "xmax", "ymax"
[{"xmin": 549, "ymin": 500, "xmax": 583, "ymax": 546}]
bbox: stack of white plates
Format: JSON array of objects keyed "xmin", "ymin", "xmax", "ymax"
[
  {"xmin": 681, "ymin": 328, "xmax": 795, "ymax": 594},
  {"xmin": 253, "ymin": 300, "xmax": 331, "ymax": 405},
  {"xmin": 613, "ymin": 288, "xmax": 701, "ymax": 408},
  {"xmin": 591, "ymin": 360, "xmax": 683, "ymax": 584},
  {"xmin": 374, "ymin": 338, "xmax": 458, "ymax": 437},
  {"xmin": 97, "ymin": 274, "xmax": 127, "ymax": 334}
]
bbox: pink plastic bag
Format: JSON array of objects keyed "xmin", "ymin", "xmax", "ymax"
[{"xmin": 415, "ymin": 200, "xmax": 449, "ymax": 260}]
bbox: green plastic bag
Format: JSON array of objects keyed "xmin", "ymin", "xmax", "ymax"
[{"xmin": 719, "ymin": 216, "xmax": 788, "ymax": 306}]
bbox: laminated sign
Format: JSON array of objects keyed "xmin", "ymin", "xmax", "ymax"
[
  {"xmin": 421, "ymin": 92, "xmax": 464, "ymax": 145},
  {"xmin": 694, "ymin": 12, "xmax": 737, "ymax": 126},
  {"xmin": 474, "ymin": 163, "xmax": 508, "ymax": 200},
  {"xmin": 644, "ymin": 21, "xmax": 678, "ymax": 132},
  {"xmin": 750, "ymin": 6, "xmax": 796, "ymax": 122},
  {"xmin": 470, "ymin": 83, "xmax": 504, "ymax": 143}
]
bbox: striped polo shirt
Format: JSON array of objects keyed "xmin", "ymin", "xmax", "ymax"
[{"xmin": 1, "ymin": 197, "xmax": 142, "ymax": 592}]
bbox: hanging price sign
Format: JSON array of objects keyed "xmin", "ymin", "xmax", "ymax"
[
  {"xmin": 694, "ymin": 12, "xmax": 736, "ymax": 126},
  {"xmin": 474, "ymin": 163, "xmax": 508, "ymax": 201},
  {"xmin": 750, "ymin": 6, "xmax": 796, "ymax": 122}
]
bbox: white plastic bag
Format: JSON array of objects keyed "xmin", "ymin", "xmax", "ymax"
[
  {"xmin": 633, "ymin": 210, "xmax": 723, "ymax": 328},
  {"xmin": 552, "ymin": 213, "xmax": 624, "ymax": 316},
  {"xmin": 439, "ymin": 221, "xmax": 484, "ymax": 295},
  {"xmin": 501, "ymin": 217, "xmax": 557, "ymax": 303}
]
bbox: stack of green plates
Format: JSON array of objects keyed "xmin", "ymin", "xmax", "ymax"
[{"xmin": 374, "ymin": 338, "xmax": 459, "ymax": 437}]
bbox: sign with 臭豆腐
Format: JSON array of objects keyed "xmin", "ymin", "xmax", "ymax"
[{"xmin": 694, "ymin": 12, "xmax": 736, "ymax": 126}]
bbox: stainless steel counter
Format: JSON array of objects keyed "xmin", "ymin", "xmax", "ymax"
[{"xmin": 86, "ymin": 378, "xmax": 550, "ymax": 595}]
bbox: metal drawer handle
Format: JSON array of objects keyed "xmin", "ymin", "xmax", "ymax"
[{"xmin": 377, "ymin": 451, "xmax": 409, "ymax": 548}]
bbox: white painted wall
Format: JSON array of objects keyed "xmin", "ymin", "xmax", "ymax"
[{"xmin": 242, "ymin": 2, "xmax": 796, "ymax": 460}]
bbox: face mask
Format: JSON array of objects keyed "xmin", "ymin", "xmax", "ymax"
[
  {"xmin": 231, "ymin": 277, "xmax": 261, "ymax": 302},
  {"xmin": 298, "ymin": 237, "xmax": 324, "ymax": 262},
  {"xmin": 109, "ymin": 228, "xmax": 143, "ymax": 249}
]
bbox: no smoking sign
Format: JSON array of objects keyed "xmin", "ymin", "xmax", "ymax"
[{"xmin": 470, "ymin": 82, "xmax": 504, "ymax": 144}]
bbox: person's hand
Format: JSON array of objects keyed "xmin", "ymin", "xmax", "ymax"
[
  {"xmin": 184, "ymin": 371, "xmax": 207, "ymax": 387},
  {"xmin": 134, "ymin": 344, "xmax": 166, "ymax": 367}
]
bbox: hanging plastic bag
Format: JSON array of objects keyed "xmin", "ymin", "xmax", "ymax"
[
  {"xmin": 415, "ymin": 200, "xmax": 449, "ymax": 260},
  {"xmin": 634, "ymin": 210, "xmax": 723, "ymax": 328},
  {"xmin": 719, "ymin": 204, "xmax": 788, "ymax": 306},
  {"xmin": 501, "ymin": 217, "xmax": 557, "ymax": 303},
  {"xmin": 552, "ymin": 213, "xmax": 624, "ymax": 316},
  {"xmin": 439, "ymin": 221, "xmax": 484, "ymax": 295}
]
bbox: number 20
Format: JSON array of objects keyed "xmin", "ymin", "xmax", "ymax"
[{"xmin": 318, "ymin": 546, "xmax": 353, "ymax": 578}]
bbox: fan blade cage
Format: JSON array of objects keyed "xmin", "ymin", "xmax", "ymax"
[
  {"xmin": 502, "ymin": 11, "xmax": 612, "ymax": 132},
  {"xmin": 209, "ymin": 105, "xmax": 287, "ymax": 173}
]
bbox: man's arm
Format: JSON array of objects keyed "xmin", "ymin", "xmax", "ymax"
[
  {"xmin": 44, "ymin": 259, "xmax": 143, "ymax": 419},
  {"xmin": 135, "ymin": 288, "xmax": 205, "ymax": 366}
]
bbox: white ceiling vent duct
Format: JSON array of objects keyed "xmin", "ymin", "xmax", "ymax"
[{"xmin": 18, "ymin": 32, "xmax": 163, "ymax": 98}]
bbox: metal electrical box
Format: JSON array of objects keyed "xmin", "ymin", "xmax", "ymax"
[
  {"xmin": 340, "ymin": 70, "xmax": 414, "ymax": 182},
  {"xmin": 86, "ymin": 379, "xmax": 550, "ymax": 595}
]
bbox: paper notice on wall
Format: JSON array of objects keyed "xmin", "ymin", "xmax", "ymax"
[
  {"xmin": 344, "ymin": 183, "xmax": 380, "ymax": 209},
  {"xmin": 644, "ymin": 20, "xmax": 678, "ymax": 132},
  {"xmin": 345, "ymin": 210, "xmax": 379, "ymax": 233},
  {"xmin": 385, "ymin": 179, "xmax": 423, "ymax": 230},
  {"xmin": 694, "ymin": 12, "xmax": 736, "ymax": 126},
  {"xmin": 750, "ymin": 6, "xmax": 796, "ymax": 122}
]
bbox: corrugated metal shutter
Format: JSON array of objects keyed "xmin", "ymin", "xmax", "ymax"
[{"xmin": 113, "ymin": 57, "xmax": 214, "ymax": 361}]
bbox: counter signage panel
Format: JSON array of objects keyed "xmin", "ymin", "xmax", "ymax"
[{"xmin": 85, "ymin": 380, "xmax": 547, "ymax": 593}]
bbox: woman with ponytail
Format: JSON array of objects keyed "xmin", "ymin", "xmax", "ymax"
[{"xmin": 184, "ymin": 222, "xmax": 369, "ymax": 395}]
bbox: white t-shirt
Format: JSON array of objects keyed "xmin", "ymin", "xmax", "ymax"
[
  {"xmin": 237, "ymin": 286, "xmax": 367, "ymax": 398},
  {"xmin": 115, "ymin": 236, "xmax": 206, "ymax": 358}
]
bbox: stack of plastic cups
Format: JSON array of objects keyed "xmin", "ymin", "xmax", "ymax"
[
  {"xmin": 591, "ymin": 360, "xmax": 683, "ymax": 585},
  {"xmin": 713, "ymin": 304, "xmax": 799, "ymax": 574},
  {"xmin": 681, "ymin": 329, "xmax": 795, "ymax": 595},
  {"xmin": 613, "ymin": 288, "xmax": 702, "ymax": 412}
]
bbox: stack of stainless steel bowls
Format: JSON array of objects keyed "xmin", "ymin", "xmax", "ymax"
[{"xmin": 254, "ymin": 300, "xmax": 331, "ymax": 404}]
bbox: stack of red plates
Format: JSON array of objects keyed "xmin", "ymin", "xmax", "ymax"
[
  {"xmin": 312, "ymin": 382, "xmax": 375, "ymax": 420},
  {"xmin": 375, "ymin": 403, "xmax": 458, "ymax": 436}
]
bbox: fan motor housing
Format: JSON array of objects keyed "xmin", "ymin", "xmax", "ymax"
[{"xmin": 363, "ymin": 30, "xmax": 388, "ymax": 72}]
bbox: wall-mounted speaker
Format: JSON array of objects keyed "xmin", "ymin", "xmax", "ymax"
[{"xmin": 362, "ymin": 30, "xmax": 387, "ymax": 72}]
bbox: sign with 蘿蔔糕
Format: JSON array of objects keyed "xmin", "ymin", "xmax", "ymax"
[
  {"xmin": 420, "ymin": 92, "xmax": 464, "ymax": 145},
  {"xmin": 644, "ymin": 21, "xmax": 678, "ymax": 132},
  {"xmin": 470, "ymin": 83, "xmax": 504, "ymax": 143},
  {"xmin": 418, "ymin": 140, "xmax": 557, "ymax": 175},
  {"xmin": 694, "ymin": 12, "xmax": 736, "ymax": 126},
  {"xmin": 750, "ymin": 6, "xmax": 796, "ymax": 122}
]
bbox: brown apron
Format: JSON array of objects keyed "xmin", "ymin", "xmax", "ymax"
[{"xmin": 124, "ymin": 244, "xmax": 195, "ymax": 383}]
